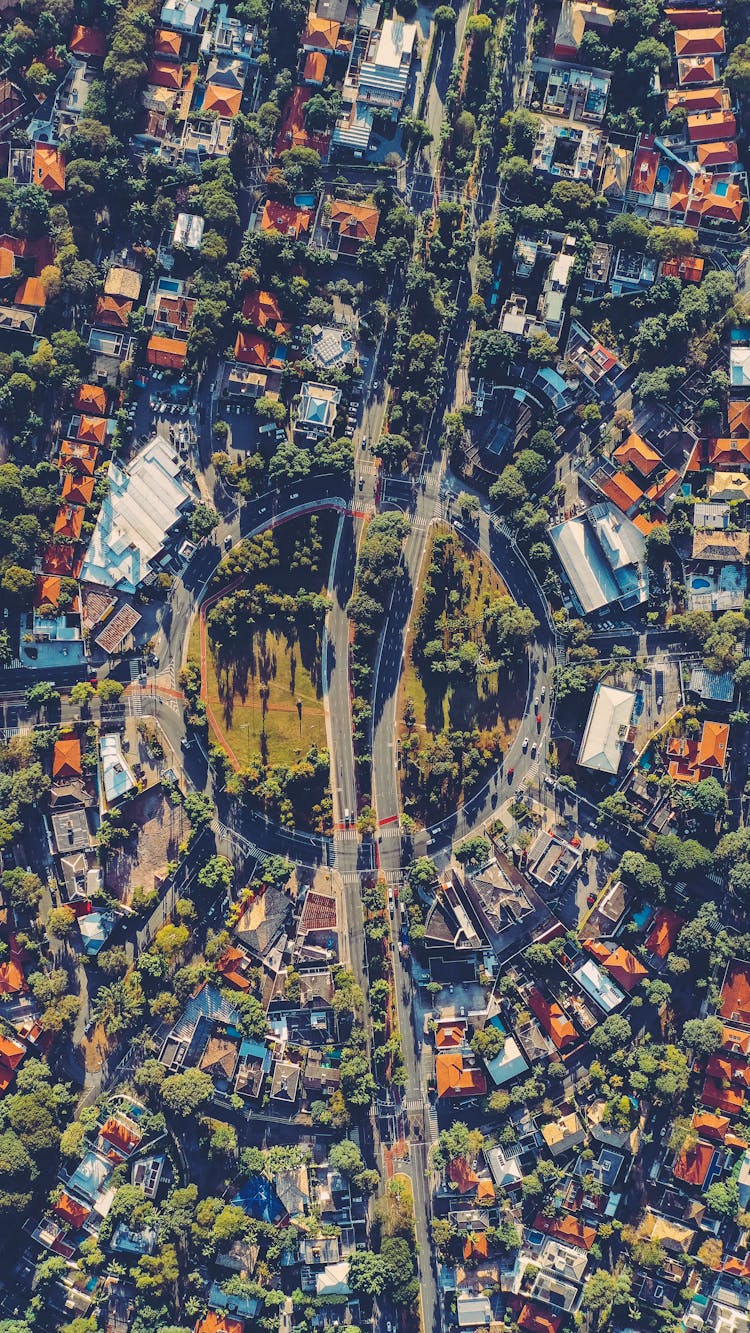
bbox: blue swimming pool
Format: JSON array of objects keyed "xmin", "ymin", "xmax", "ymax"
[
  {"xmin": 692, "ymin": 576, "xmax": 711, "ymax": 590},
  {"xmin": 714, "ymin": 180, "xmax": 730, "ymax": 197}
]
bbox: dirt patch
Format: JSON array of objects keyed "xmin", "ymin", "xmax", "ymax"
[{"xmin": 106, "ymin": 786, "xmax": 188, "ymax": 904}]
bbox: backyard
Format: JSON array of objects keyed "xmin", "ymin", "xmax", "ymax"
[{"xmin": 398, "ymin": 525, "xmax": 531, "ymax": 824}]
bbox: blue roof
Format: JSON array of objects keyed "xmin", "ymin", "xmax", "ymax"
[
  {"xmin": 538, "ymin": 367, "xmax": 568, "ymax": 393},
  {"xmin": 234, "ymin": 1175, "xmax": 284, "ymax": 1224}
]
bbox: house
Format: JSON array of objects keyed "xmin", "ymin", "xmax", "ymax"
[
  {"xmin": 533, "ymin": 1213, "xmax": 596, "ymax": 1251},
  {"xmin": 674, "ymin": 26, "xmax": 725, "ymax": 58},
  {"xmin": 95, "ymin": 295, "xmax": 133, "ymax": 329},
  {"xmin": 69, "ymin": 24, "xmax": 107, "ymax": 57},
  {"xmin": 577, "ymin": 684, "xmax": 636, "ymax": 775},
  {"xmin": 645, "ymin": 907, "xmax": 684, "ymax": 960},
  {"xmin": 173, "ymin": 212, "xmax": 205, "ymax": 249},
  {"xmin": 259, "ymin": 199, "xmax": 312, "ymax": 239},
  {"xmin": 269, "ymin": 1058, "xmax": 301, "ymax": 1105},
  {"xmin": 572, "ymin": 957, "xmax": 625, "ymax": 1013},
  {"xmin": 661, "ymin": 255, "xmax": 705, "ymax": 282},
  {"xmin": 532, "ymin": 123, "xmax": 602, "ymax": 186},
  {"xmin": 584, "ymin": 940, "xmax": 648, "ymax": 993},
  {"xmin": 484, "ymin": 1031, "xmax": 528, "ymax": 1087},
  {"xmin": 667, "ymin": 720, "xmax": 729, "ymax": 783},
  {"xmin": 549, "ymin": 502, "xmax": 649, "ymax": 615},
  {"xmin": 435, "ymin": 1050, "xmax": 487, "ymax": 1099},
  {"xmin": 687, "ymin": 110, "xmax": 737, "ymax": 143},
  {"xmin": 53, "ymin": 738, "xmax": 82, "ymax": 781},
  {"xmin": 613, "ymin": 432, "xmax": 662, "ymax": 478},
  {"xmin": 553, "ymin": 0, "xmax": 615, "ymax": 59},
  {"xmin": 241, "ymin": 290, "xmax": 290, "ymax": 336},
  {"xmin": 0, "ymin": 1034, "xmax": 25, "ymax": 1091},
  {"xmin": 636, "ymin": 1210, "xmax": 694, "ymax": 1255},
  {"xmin": 147, "ymin": 335, "xmax": 188, "ymax": 370},
  {"xmin": 33, "ymin": 145, "xmax": 65, "ymax": 193},
  {"xmin": 541, "ymin": 1112, "xmax": 585, "ymax": 1158},
  {"xmin": 527, "ymin": 987, "xmax": 577, "ymax": 1052},
  {"xmin": 99, "ymin": 734, "xmax": 136, "ymax": 805},
  {"xmin": 326, "ymin": 199, "xmax": 379, "ymax": 252},
  {"xmin": 598, "ymin": 469, "xmax": 643, "ymax": 514},
  {"xmin": 80, "ymin": 436, "xmax": 194, "ymax": 595},
  {"xmin": 295, "ymin": 381, "xmax": 341, "ymax": 437},
  {"xmin": 674, "ymin": 1138, "xmax": 715, "ymax": 1187},
  {"xmin": 104, "ymin": 266, "xmax": 142, "ymax": 301},
  {"xmin": 720, "ymin": 960, "xmax": 750, "ymax": 1028},
  {"xmin": 354, "ymin": 18, "xmax": 417, "ymax": 116}
]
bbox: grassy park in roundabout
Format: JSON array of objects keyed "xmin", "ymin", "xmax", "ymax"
[
  {"xmin": 192, "ymin": 513, "xmax": 337, "ymax": 829},
  {"xmin": 398, "ymin": 524, "xmax": 536, "ymax": 825}
]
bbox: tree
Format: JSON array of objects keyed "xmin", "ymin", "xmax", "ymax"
[
  {"xmin": 580, "ymin": 1269, "xmax": 632, "ymax": 1330},
  {"xmin": 590, "ymin": 1014, "xmax": 631, "ymax": 1058},
  {"xmin": 70, "ymin": 681, "xmax": 95, "ymax": 709},
  {"xmin": 682, "ymin": 1017, "xmax": 724, "ymax": 1056},
  {"xmin": 693, "ymin": 776, "xmax": 727, "ymax": 821},
  {"xmin": 161, "ymin": 1069, "xmax": 214, "ymax": 1117},
  {"xmin": 348, "ymin": 1250, "xmax": 386, "ymax": 1299},
  {"xmin": 183, "ymin": 791, "xmax": 215, "ymax": 830},
  {"xmin": 47, "ymin": 906, "xmax": 77, "ymax": 942},
  {"xmin": 454, "ymin": 836, "xmax": 490, "ymax": 872},
  {"xmin": 25, "ymin": 680, "xmax": 60, "ymax": 712},
  {"xmin": 470, "ymin": 329, "xmax": 515, "ymax": 379},
  {"xmin": 328, "ymin": 1139, "xmax": 365, "ymax": 1178},
  {"xmin": 434, "ymin": 5, "xmax": 456, "ymax": 25},
  {"xmin": 608, "ymin": 213, "xmax": 651, "ymax": 253},
  {"xmin": 705, "ymin": 1179, "xmax": 739, "ymax": 1221},
  {"xmin": 724, "ymin": 39, "xmax": 750, "ymax": 93},
  {"xmin": 189, "ymin": 504, "xmax": 220, "ymax": 543},
  {"xmin": 97, "ymin": 678, "xmax": 124, "ymax": 703}
]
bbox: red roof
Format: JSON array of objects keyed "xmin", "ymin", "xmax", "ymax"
[
  {"xmin": 533, "ymin": 1213, "xmax": 596, "ymax": 1250},
  {"xmin": 528, "ymin": 986, "xmax": 577, "ymax": 1050},
  {"xmin": 69, "ymin": 24, "xmax": 106, "ymax": 57},
  {"xmin": 599, "ymin": 470, "xmax": 643, "ymax": 513},
  {"xmin": 435, "ymin": 1051, "xmax": 487, "ymax": 1098},
  {"xmin": 645, "ymin": 908, "xmax": 684, "ymax": 959},
  {"xmin": 518, "ymin": 1303, "xmax": 561, "ymax": 1333},
  {"xmin": 147, "ymin": 335, "xmax": 188, "ymax": 370},
  {"xmin": 54, "ymin": 1192, "xmax": 91, "ymax": 1228},
  {"xmin": 630, "ymin": 147, "xmax": 659, "ymax": 196},
  {"xmin": 661, "ymin": 256, "xmax": 705, "ymax": 283},
  {"xmin": 275, "ymin": 85, "xmax": 330, "ymax": 157},
  {"xmin": 53, "ymin": 738, "xmax": 82, "ymax": 779},
  {"xmin": 448, "ymin": 1156, "xmax": 479, "ymax": 1193},
  {"xmin": 675, "ymin": 26, "xmax": 726, "ymax": 57},
  {"xmin": 259, "ymin": 200, "xmax": 312, "ymax": 239},
  {"xmin": 706, "ymin": 1051, "xmax": 750, "ymax": 1086},
  {"xmin": 702, "ymin": 1076, "xmax": 745, "ymax": 1115},
  {"xmin": 687, "ymin": 110, "xmax": 736, "ymax": 142},
  {"xmin": 692, "ymin": 1111, "xmax": 729, "ymax": 1142},
  {"xmin": 194, "ymin": 1314, "xmax": 244, "ymax": 1333},
  {"xmin": 674, "ymin": 1138, "xmax": 714, "ymax": 1185},
  {"xmin": 99, "ymin": 1116, "xmax": 141, "ymax": 1157},
  {"xmin": 73, "ymin": 383, "xmax": 107, "ymax": 415}
]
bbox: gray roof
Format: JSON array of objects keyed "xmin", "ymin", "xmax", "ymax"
[{"xmin": 688, "ymin": 667, "xmax": 735, "ymax": 703}]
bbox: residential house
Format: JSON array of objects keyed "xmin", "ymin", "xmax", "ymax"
[
  {"xmin": 577, "ymin": 684, "xmax": 636, "ymax": 775},
  {"xmin": 667, "ymin": 719, "xmax": 729, "ymax": 783},
  {"xmin": 549, "ymin": 502, "xmax": 649, "ymax": 615},
  {"xmin": 295, "ymin": 381, "xmax": 341, "ymax": 437}
]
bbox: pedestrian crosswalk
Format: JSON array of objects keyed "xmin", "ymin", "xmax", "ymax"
[{"xmin": 378, "ymin": 822, "xmax": 401, "ymax": 840}]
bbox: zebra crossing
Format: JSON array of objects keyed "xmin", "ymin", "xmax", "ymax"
[{"xmin": 334, "ymin": 826, "xmax": 358, "ymax": 842}]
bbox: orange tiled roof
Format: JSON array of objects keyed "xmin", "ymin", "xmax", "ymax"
[
  {"xmin": 0, "ymin": 247, "xmax": 14, "ymax": 279},
  {"xmin": 73, "ymin": 383, "xmax": 107, "ymax": 415},
  {"xmin": 661, "ymin": 256, "xmax": 705, "ymax": 283},
  {"xmin": 147, "ymin": 334, "xmax": 188, "ymax": 369},
  {"xmin": 216, "ymin": 946, "xmax": 252, "ymax": 991},
  {"xmin": 692, "ymin": 1111, "xmax": 729, "ymax": 1141},
  {"xmin": 448, "ymin": 1155, "xmax": 479, "ymax": 1193},
  {"xmin": 53, "ymin": 737, "xmax": 82, "ymax": 779},
  {"xmin": 518, "ymin": 1304, "xmax": 561, "ymax": 1333},
  {"xmin": 633, "ymin": 514, "xmax": 657, "ymax": 536},
  {"xmin": 330, "ymin": 198, "xmax": 380, "ymax": 243},
  {"xmin": 76, "ymin": 415, "xmax": 108, "ymax": 445},
  {"xmin": 702, "ymin": 1076, "xmax": 745, "ymax": 1115},
  {"xmin": 678, "ymin": 55, "xmax": 717, "ymax": 83},
  {"xmin": 203, "ymin": 82, "xmax": 242, "ymax": 118},
  {"xmin": 0, "ymin": 958, "xmax": 25, "ymax": 995},
  {"xmin": 260, "ymin": 200, "xmax": 312, "ymax": 239},
  {"xmin": 668, "ymin": 721, "xmax": 728, "ymax": 782},
  {"xmin": 33, "ymin": 145, "xmax": 65, "ymax": 193},
  {"xmin": 242, "ymin": 290, "xmax": 290, "ymax": 334},
  {"xmin": 723, "ymin": 1024, "xmax": 750, "ymax": 1055},
  {"xmin": 599, "ymin": 470, "xmax": 643, "ymax": 512},
  {"xmin": 0, "ymin": 1035, "xmax": 24, "ymax": 1070},
  {"xmin": 476, "ymin": 1177, "xmax": 495, "ymax": 1200},
  {"xmin": 687, "ymin": 110, "xmax": 736, "ymax": 142},
  {"xmin": 234, "ymin": 331, "xmax": 273, "ymax": 367},
  {"xmin": 674, "ymin": 1138, "xmax": 714, "ymax": 1185},
  {"xmin": 646, "ymin": 467, "xmax": 679, "ymax": 503},
  {"xmin": 697, "ymin": 140, "xmax": 738, "ymax": 168},
  {"xmin": 155, "ymin": 27, "xmax": 183, "ymax": 57},
  {"xmin": 528, "ymin": 986, "xmax": 577, "ymax": 1050},
  {"xmin": 54, "ymin": 1192, "xmax": 90, "ymax": 1228},
  {"xmin": 696, "ymin": 720, "xmax": 729, "ymax": 770},
  {"xmin": 463, "ymin": 1232, "xmax": 489, "ymax": 1261},
  {"xmin": 666, "ymin": 84, "xmax": 727, "ymax": 113},
  {"xmin": 59, "ymin": 440, "xmax": 98, "ymax": 475},
  {"xmin": 706, "ymin": 1052, "xmax": 750, "ymax": 1086},
  {"xmin": 194, "ymin": 1313, "xmax": 244, "ymax": 1333},
  {"xmin": 721, "ymin": 962, "xmax": 750, "ymax": 1026},
  {"xmin": 675, "ymin": 26, "xmax": 725, "ymax": 57},
  {"xmin": 147, "ymin": 58, "xmax": 183, "ymax": 89},
  {"xmin": 62, "ymin": 473, "xmax": 95, "ymax": 505},
  {"xmin": 41, "ymin": 544, "xmax": 77, "ymax": 576},
  {"xmin": 630, "ymin": 146, "xmax": 659, "ymax": 196},
  {"xmin": 69, "ymin": 24, "xmax": 107, "ymax": 57},
  {"xmin": 435, "ymin": 1022, "xmax": 466, "ymax": 1048},
  {"xmin": 100, "ymin": 1116, "xmax": 140, "ymax": 1156},
  {"xmin": 275, "ymin": 85, "xmax": 330, "ymax": 157},
  {"xmin": 303, "ymin": 51, "xmax": 327, "ymax": 82},
  {"xmin": 15, "ymin": 276, "xmax": 46, "ymax": 308},
  {"xmin": 54, "ymin": 505, "xmax": 84, "ymax": 540},
  {"xmin": 435, "ymin": 1051, "xmax": 487, "ymax": 1098},
  {"xmin": 534, "ymin": 1213, "xmax": 596, "ymax": 1250},
  {"xmin": 728, "ymin": 402, "xmax": 750, "ymax": 438},
  {"xmin": 95, "ymin": 294, "xmax": 133, "ymax": 329},
  {"xmin": 613, "ymin": 432, "xmax": 661, "ymax": 477},
  {"xmin": 601, "ymin": 944, "xmax": 648, "ymax": 993},
  {"xmin": 666, "ymin": 8, "xmax": 722, "ymax": 26},
  {"xmin": 686, "ymin": 172, "xmax": 745, "ymax": 225},
  {"xmin": 301, "ymin": 15, "xmax": 340, "ymax": 50},
  {"xmin": 708, "ymin": 437, "xmax": 750, "ymax": 468},
  {"xmin": 36, "ymin": 574, "xmax": 62, "ymax": 608},
  {"xmin": 645, "ymin": 907, "xmax": 684, "ymax": 959}
]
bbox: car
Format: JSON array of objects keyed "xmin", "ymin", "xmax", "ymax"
[
  {"xmin": 362, "ymin": 436, "xmax": 368, "ymax": 450},
  {"xmin": 530, "ymin": 743, "xmax": 537, "ymax": 758},
  {"xmin": 224, "ymin": 535, "xmax": 232, "ymax": 549},
  {"xmin": 290, "ymin": 491, "xmax": 300, "ymax": 500},
  {"xmin": 522, "ymin": 736, "xmax": 529, "ymax": 752},
  {"xmin": 534, "ymin": 696, "xmax": 539, "ymax": 709},
  {"xmin": 541, "ymin": 686, "xmax": 546, "ymax": 702},
  {"xmin": 507, "ymin": 767, "xmax": 514, "ymax": 781},
  {"xmin": 587, "ymin": 892, "xmax": 596, "ymax": 908},
  {"xmin": 359, "ymin": 477, "xmax": 365, "ymax": 490},
  {"xmin": 656, "ymin": 694, "xmax": 663, "ymax": 708}
]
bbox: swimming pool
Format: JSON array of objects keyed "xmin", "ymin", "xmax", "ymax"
[
  {"xmin": 159, "ymin": 277, "xmax": 181, "ymax": 293},
  {"xmin": 692, "ymin": 576, "xmax": 711, "ymax": 590},
  {"xmin": 714, "ymin": 180, "xmax": 729, "ymax": 197}
]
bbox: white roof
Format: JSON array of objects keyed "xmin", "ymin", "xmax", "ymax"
[
  {"xmin": 573, "ymin": 957, "xmax": 625, "ymax": 1013},
  {"xmin": 100, "ymin": 733, "xmax": 136, "ymax": 804},
  {"xmin": 298, "ymin": 380, "xmax": 341, "ymax": 428},
  {"xmin": 578, "ymin": 682, "xmax": 635, "ymax": 774},
  {"xmin": 485, "ymin": 1034, "xmax": 528, "ymax": 1086},
  {"xmin": 550, "ymin": 502, "xmax": 648, "ymax": 613},
  {"xmin": 318, "ymin": 1262, "xmax": 350, "ymax": 1296},
  {"xmin": 373, "ymin": 18, "xmax": 416, "ymax": 68},
  {"xmin": 173, "ymin": 212, "xmax": 205, "ymax": 248},
  {"xmin": 457, "ymin": 1295, "xmax": 492, "ymax": 1328},
  {"xmin": 487, "ymin": 1145, "xmax": 523, "ymax": 1189},
  {"xmin": 81, "ymin": 437, "xmax": 193, "ymax": 594}
]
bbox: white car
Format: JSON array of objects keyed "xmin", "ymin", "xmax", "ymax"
[{"xmin": 522, "ymin": 736, "xmax": 529, "ymax": 752}]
